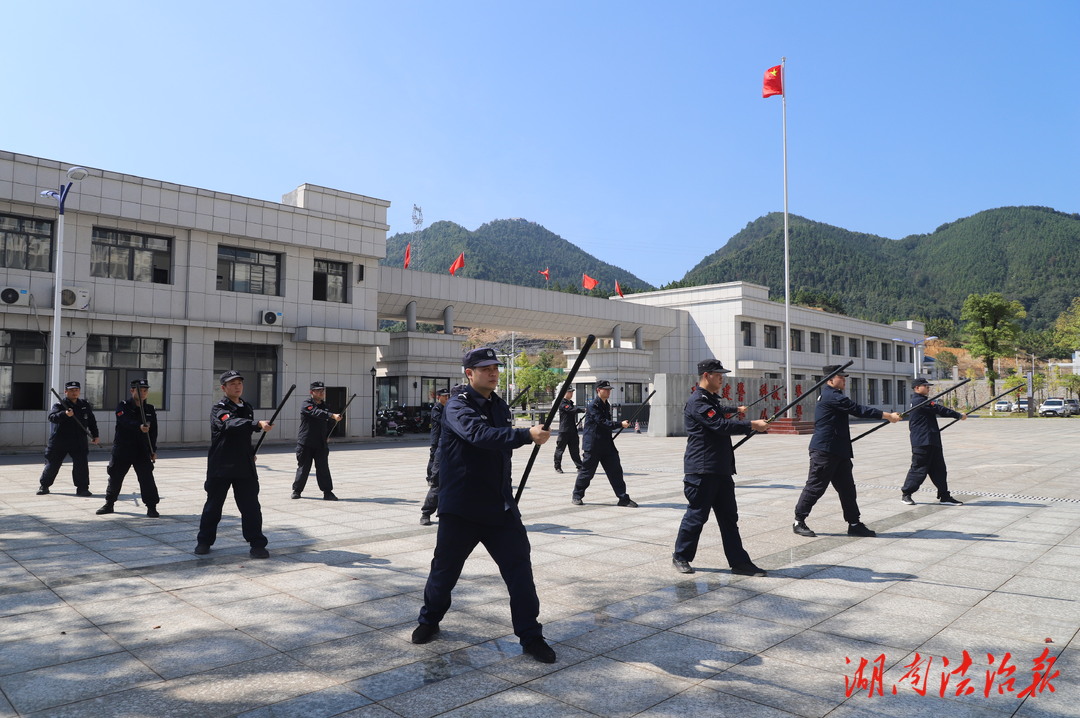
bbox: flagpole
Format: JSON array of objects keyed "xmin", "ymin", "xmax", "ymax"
[{"xmin": 780, "ymin": 57, "xmax": 793, "ymax": 419}]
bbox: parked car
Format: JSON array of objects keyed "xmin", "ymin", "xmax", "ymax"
[
  {"xmin": 1014, "ymin": 398, "xmax": 1030, "ymax": 413},
  {"xmin": 1065, "ymin": 399, "xmax": 1080, "ymax": 416},
  {"xmin": 993, "ymin": 399, "xmax": 1014, "ymax": 412},
  {"xmin": 1038, "ymin": 398, "xmax": 1070, "ymax": 417}
]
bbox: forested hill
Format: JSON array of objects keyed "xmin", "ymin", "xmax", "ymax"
[
  {"xmin": 677, "ymin": 206, "xmax": 1080, "ymax": 329},
  {"xmin": 381, "ymin": 219, "xmax": 654, "ymax": 294}
]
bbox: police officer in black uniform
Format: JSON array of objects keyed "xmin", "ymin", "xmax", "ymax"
[
  {"xmin": 552, "ymin": 387, "xmax": 584, "ymax": 473},
  {"xmin": 672, "ymin": 359, "xmax": 771, "ymax": 575},
  {"xmin": 901, "ymin": 377, "xmax": 966, "ymax": 506},
  {"xmin": 793, "ymin": 365, "xmax": 900, "ymax": 538},
  {"xmin": 291, "ymin": 380, "xmax": 341, "ymax": 501},
  {"xmin": 571, "ymin": 379, "xmax": 637, "ymax": 507},
  {"xmin": 195, "ymin": 370, "xmax": 272, "ymax": 558},
  {"xmin": 411, "ymin": 348, "xmax": 557, "ymax": 664},
  {"xmin": 38, "ymin": 380, "xmax": 99, "ymax": 496},
  {"xmin": 97, "ymin": 379, "xmax": 159, "ymax": 517},
  {"xmin": 420, "ymin": 387, "xmax": 450, "ymax": 526}
]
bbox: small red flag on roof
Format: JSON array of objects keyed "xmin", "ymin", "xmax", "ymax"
[
  {"xmin": 449, "ymin": 252, "xmax": 465, "ymax": 275},
  {"xmin": 582, "ymin": 273, "xmax": 599, "ymax": 291}
]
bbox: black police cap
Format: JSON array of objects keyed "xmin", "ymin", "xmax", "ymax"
[
  {"xmin": 697, "ymin": 359, "xmax": 731, "ymax": 375},
  {"xmin": 219, "ymin": 370, "xmax": 244, "ymax": 385}
]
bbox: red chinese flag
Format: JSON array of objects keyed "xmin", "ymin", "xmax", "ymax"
[
  {"xmin": 404, "ymin": 243, "xmax": 411, "ymax": 269},
  {"xmin": 762, "ymin": 64, "xmax": 783, "ymax": 98},
  {"xmin": 615, "ymin": 280, "xmax": 624, "ymax": 298},
  {"xmin": 448, "ymin": 252, "xmax": 465, "ymax": 275},
  {"xmin": 582, "ymin": 273, "xmax": 599, "ymax": 290},
  {"xmin": 539, "ymin": 268, "xmax": 550, "ymax": 282}
]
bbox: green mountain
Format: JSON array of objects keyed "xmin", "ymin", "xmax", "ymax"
[
  {"xmin": 382, "ymin": 219, "xmax": 654, "ymax": 295},
  {"xmin": 677, "ymin": 206, "xmax": 1080, "ymax": 330}
]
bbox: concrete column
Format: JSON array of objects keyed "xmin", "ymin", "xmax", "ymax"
[
  {"xmin": 443, "ymin": 305, "xmax": 454, "ymax": 334},
  {"xmin": 612, "ymin": 325, "xmax": 622, "ymax": 348},
  {"xmin": 635, "ymin": 327, "xmax": 643, "ymax": 350},
  {"xmin": 406, "ymin": 301, "xmax": 417, "ymax": 332},
  {"xmin": 572, "ymin": 336, "xmax": 580, "ymax": 350}
]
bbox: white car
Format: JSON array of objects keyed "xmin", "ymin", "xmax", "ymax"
[
  {"xmin": 993, "ymin": 399, "xmax": 1014, "ymax": 412},
  {"xmin": 1039, "ymin": 398, "xmax": 1069, "ymax": 417}
]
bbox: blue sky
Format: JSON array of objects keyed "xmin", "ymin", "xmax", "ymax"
[{"xmin": 4, "ymin": 1, "xmax": 1076, "ymax": 287}]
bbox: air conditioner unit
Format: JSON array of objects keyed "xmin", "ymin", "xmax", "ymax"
[
  {"xmin": 0, "ymin": 287, "xmax": 30, "ymax": 306},
  {"xmin": 61, "ymin": 287, "xmax": 91, "ymax": 310},
  {"xmin": 259, "ymin": 310, "xmax": 283, "ymax": 326}
]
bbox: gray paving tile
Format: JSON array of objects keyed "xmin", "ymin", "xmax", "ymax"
[
  {"xmin": 434, "ymin": 685, "xmax": 598, "ymax": 717},
  {"xmin": 129, "ymin": 630, "xmax": 279, "ymax": 680},
  {"xmin": 235, "ymin": 685, "xmax": 372, "ymax": 718},
  {"xmin": 373, "ymin": 667, "xmax": 512, "ymax": 718},
  {"xmin": 605, "ymin": 630, "xmax": 756, "ymax": 680},
  {"xmin": 0, "ymin": 652, "xmax": 161, "ymax": 714},
  {"xmin": 0, "ymin": 626, "xmax": 125, "ymax": 677},
  {"xmin": 672, "ymin": 612, "xmax": 803, "ymax": 653},
  {"xmin": 636, "ymin": 683, "xmax": 801, "ymax": 717},
  {"xmin": 528, "ymin": 655, "xmax": 697, "ymax": 717}
]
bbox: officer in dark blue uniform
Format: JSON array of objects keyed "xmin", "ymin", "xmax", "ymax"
[
  {"xmin": 553, "ymin": 387, "xmax": 584, "ymax": 473},
  {"xmin": 420, "ymin": 387, "xmax": 450, "ymax": 526},
  {"xmin": 412, "ymin": 347, "xmax": 557, "ymax": 664},
  {"xmin": 96, "ymin": 379, "xmax": 159, "ymax": 517},
  {"xmin": 291, "ymin": 381, "xmax": 341, "ymax": 500},
  {"xmin": 38, "ymin": 380, "xmax": 99, "ymax": 496},
  {"xmin": 672, "ymin": 359, "xmax": 771, "ymax": 575},
  {"xmin": 195, "ymin": 370, "xmax": 272, "ymax": 558},
  {"xmin": 901, "ymin": 378, "xmax": 966, "ymax": 506},
  {"xmin": 571, "ymin": 380, "xmax": 636, "ymax": 507},
  {"xmin": 793, "ymin": 365, "xmax": 900, "ymax": 538}
]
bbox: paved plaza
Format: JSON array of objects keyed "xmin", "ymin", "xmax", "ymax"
[{"xmin": 1, "ymin": 418, "xmax": 1077, "ymax": 717}]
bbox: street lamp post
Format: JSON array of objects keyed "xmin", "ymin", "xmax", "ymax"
[
  {"xmin": 40, "ymin": 166, "xmax": 89, "ymax": 402},
  {"xmin": 370, "ymin": 366, "xmax": 377, "ymax": 437},
  {"xmin": 892, "ymin": 335, "xmax": 938, "ymax": 379}
]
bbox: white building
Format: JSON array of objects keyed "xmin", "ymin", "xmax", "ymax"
[{"xmin": 1, "ymin": 151, "xmax": 924, "ymax": 448}]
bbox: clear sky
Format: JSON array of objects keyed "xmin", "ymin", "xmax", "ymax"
[{"xmin": 4, "ymin": 1, "xmax": 1076, "ymax": 287}]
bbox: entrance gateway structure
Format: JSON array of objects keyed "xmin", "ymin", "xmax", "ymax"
[{"xmin": 0, "ymin": 150, "xmax": 924, "ymax": 448}]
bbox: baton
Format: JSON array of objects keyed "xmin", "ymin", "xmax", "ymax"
[
  {"xmin": 515, "ymin": 335, "xmax": 595, "ymax": 504},
  {"xmin": 734, "ymin": 360, "xmax": 855, "ymax": 450},
  {"xmin": 851, "ymin": 378, "xmax": 970, "ymax": 443},
  {"xmin": 941, "ymin": 385, "xmax": 1022, "ymax": 431},
  {"xmin": 50, "ymin": 387, "xmax": 95, "ymax": 442},
  {"xmin": 509, "ymin": 385, "xmax": 532, "ymax": 409},
  {"xmin": 133, "ymin": 390, "xmax": 157, "ymax": 463},
  {"xmin": 254, "ymin": 383, "xmax": 296, "ymax": 454},
  {"xmin": 326, "ymin": 393, "xmax": 358, "ymax": 438},
  {"xmin": 613, "ymin": 390, "xmax": 656, "ymax": 438}
]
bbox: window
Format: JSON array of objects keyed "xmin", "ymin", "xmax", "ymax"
[
  {"xmin": 217, "ymin": 246, "xmax": 281, "ymax": 295},
  {"xmin": 0, "ymin": 213, "xmax": 52, "ymax": 272},
  {"xmin": 866, "ymin": 341, "xmax": 876, "ymax": 359},
  {"xmin": 214, "ymin": 342, "xmax": 278, "ymax": 409},
  {"xmin": 0, "ymin": 330, "xmax": 47, "ymax": 409},
  {"xmin": 421, "ymin": 376, "xmax": 450, "ymax": 405},
  {"xmin": 790, "ymin": 329, "xmax": 804, "ymax": 352},
  {"xmin": 625, "ymin": 383, "xmax": 643, "ymax": 404},
  {"xmin": 849, "ymin": 377, "xmax": 861, "ymax": 403},
  {"xmin": 764, "ymin": 325, "xmax": 779, "ymax": 349},
  {"xmin": 313, "ymin": 259, "xmax": 348, "ymax": 302},
  {"xmin": 376, "ymin": 376, "xmax": 399, "ymax": 411},
  {"xmin": 897, "ymin": 379, "xmax": 907, "ymax": 400},
  {"xmin": 91, "ymin": 228, "xmax": 171, "ymax": 283},
  {"xmin": 896, "ymin": 345, "xmax": 906, "ymax": 363},
  {"xmin": 883, "ymin": 378, "xmax": 891, "ymax": 404},
  {"xmin": 740, "ymin": 321, "xmax": 754, "ymax": 347},
  {"xmin": 881, "ymin": 343, "xmax": 890, "ymax": 361},
  {"xmin": 849, "ymin": 338, "xmax": 859, "ymax": 357},
  {"xmin": 832, "ymin": 335, "xmax": 843, "ymax": 355},
  {"xmin": 810, "ymin": 332, "xmax": 823, "ymax": 353},
  {"xmin": 85, "ymin": 336, "xmax": 167, "ymax": 409},
  {"xmin": 868, "ymin": 378, "xmax": 878, "ymax": 404}
]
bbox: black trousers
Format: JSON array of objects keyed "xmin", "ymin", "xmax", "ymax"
[
  {"xmin": 197, "ymin": 476, "xmax": 267, "ymax": 548},
  {"xmin": 105, "ymin": 453, "xmax": 159, "ymax": 506},
  {"xmin": 553, "ymin": 431, "xmax": 582, "ymax": 470},
  {"xmin": 795, "ymin": 449, "xmax": 861, "ymax": 524},
  {"xmin": 39, "ymin": 444, "xmax": 90, "ymax": 489},
  {"xmin": 418, "ymin": 511, "xmax": 542, "ymax": 645},
  {"xmin": 901, "ymin": 445, "xmax": 950, "ymax": 498},
  {"xmin": 572, "ymin": 448, "xmax": 628, "ymax": 500},
  {"xmin": 673, "ymin": 473, "xmax": 751, "ymax": 567},
  {"xmin": 292, "ymin": 446, "xmax": 333, "ymax": 493}
]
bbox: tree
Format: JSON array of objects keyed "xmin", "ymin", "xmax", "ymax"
[
  {"xmin": 515, "ymin": 351, "xmax": 563, "ymax": 405},
  {"xmin": 961, "ymin": 293, "xmax": 1026, "ymax": 395},
  {"xmin": 1053, "ymin": 297, "xmax": 1080, "ymax": 353},
  {"xmin": 935, "ymin": 350, "xmax": 959, "ymax": 377},
  {"xmin": 1061, "ymin": 374, "xmax": 1080, "ymax": 399}
]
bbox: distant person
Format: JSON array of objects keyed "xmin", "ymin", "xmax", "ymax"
[
  {"xmin": 291, "ymin": 381, "xmax": 341, "ymax": 500},
  {"xmin": 37, "ymin": 380, "xmax": 99, "ymax": 497},
  {"xmin": 420, "ymin": 388, "xmax": 450, "ymax": 525},
  {"xmin": 901, "ymin": 378, "xmax": 966, "ymax": 506},
  {"xmin": 572, "ymin": 380, "xmax": 636, "ymax": 507},
  {"xmin": 793, "ymin": 365, "xmax": 900, "ymax": 538},
  {"xmin": 195, "ymin": 371, "xmax": 272, "ymax": 558},
  {"xmin": 672, "ymin": 360, "xmax": 770, "ymax": 575},
  {"xmin": 96, "ymin": 379, "xmax": 159, "ymax": 517},
  {"xmin": 412, "ymin": 348, "xmax": 556, "ymax": 663},
  {"xmin": 553, "ymin": 387, "xmax": 584, "ymax": 473}
]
